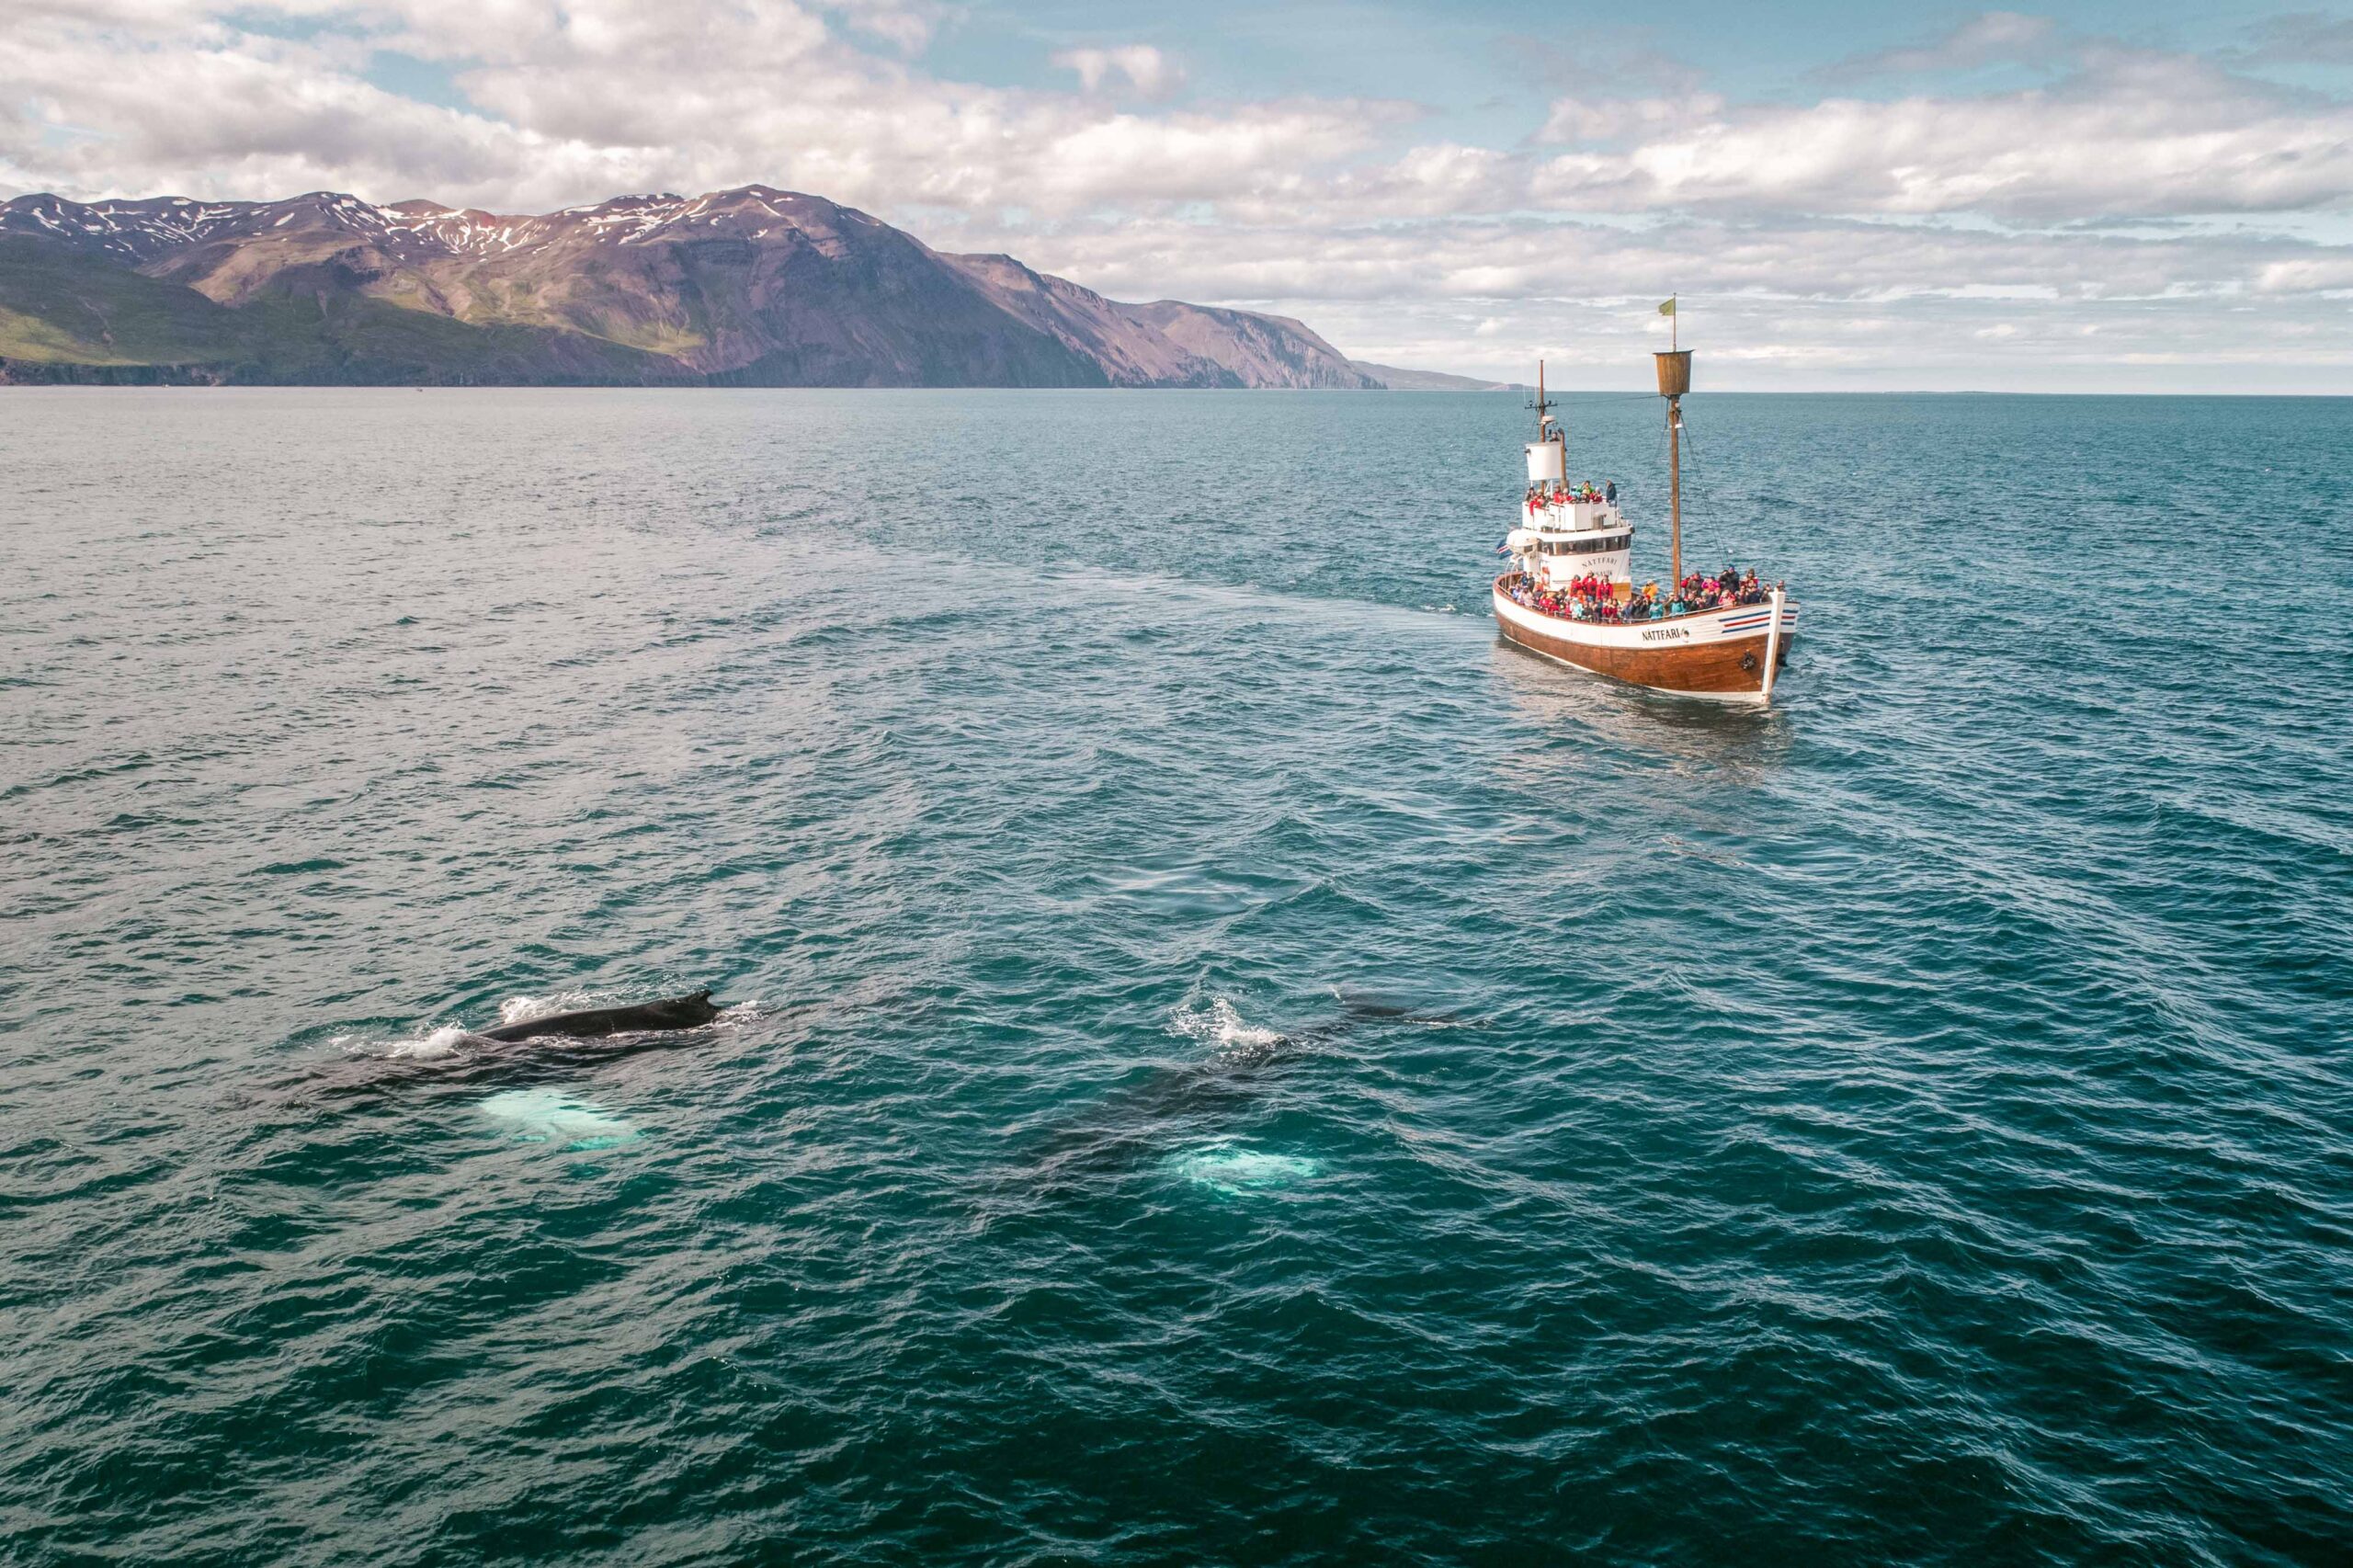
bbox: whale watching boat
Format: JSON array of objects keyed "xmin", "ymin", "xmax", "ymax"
[{"xmin": 1492, "ymin": 327, "xmax": 1796, "ymax": 701}]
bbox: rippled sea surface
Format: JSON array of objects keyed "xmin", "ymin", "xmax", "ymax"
[{"xmin": 5, "ymin": 388, "xmax": 2349, "ymax": 1565}]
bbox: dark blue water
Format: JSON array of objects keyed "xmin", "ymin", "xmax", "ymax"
[{"xmin": 4, "ymin": 389, "xmax": 2348, "ymax": 1565}]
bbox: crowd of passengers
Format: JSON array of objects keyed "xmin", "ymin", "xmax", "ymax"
[
  {"xmin": 1506, "ymin": 565, "xmax": 1778, "ymax": 621},
  {"xmin": 1525, "ymin": 480, "xmax": 1618, "ymax": 514}
]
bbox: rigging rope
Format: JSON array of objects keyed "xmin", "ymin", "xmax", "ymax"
[
  {"xmin": 1651, "ymin": 405, "xmax": 1738, "ymax": 575},
  {"xmin": 1678, "ymin": 412, "xmax": 1727, "ymax": 566}
]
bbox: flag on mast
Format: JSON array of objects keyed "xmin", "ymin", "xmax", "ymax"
[{"xmin": 1657, "ymin": 297, "xmax": 1676, "ymax": 316}]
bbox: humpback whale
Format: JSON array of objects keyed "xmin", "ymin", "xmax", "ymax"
[
  {"xmin": 476, "ymin": 989, "xmax": 721, "ymax": 1042},
  {"xmin": 295, "ymin": 987, "xmax": 729, "ymax": 1101},
  {"xmin": 988, "ymin": 994, "xmax": 1463, "ymax": 1211}
]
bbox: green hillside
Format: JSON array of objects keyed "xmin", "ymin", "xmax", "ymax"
[
  {"xmin": 0, "ymin": 240, "xmax": 692, "ymax": 384},
  {"xmin": 0, "ymin": 237, "xmax": 248, "ymax": 367}
]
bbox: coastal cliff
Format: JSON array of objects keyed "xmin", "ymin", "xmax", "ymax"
[{"xmin": 0, "ymin": 185, "xmax": 1487, "ymax": 389}]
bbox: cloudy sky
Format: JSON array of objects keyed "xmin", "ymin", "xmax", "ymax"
[{"xmin": 7, "ymin": 1, "xmax": 2353, "ymax": 390}]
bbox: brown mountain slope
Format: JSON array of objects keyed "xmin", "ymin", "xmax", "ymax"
[
  {"xmin": 0, "ymin": 185, "xmax": 1448, "ymax": 388},
  {"xmin": 1348, "ymin": 360, "xmax": 1518, "ymax": 391},
  {"xmin": 941, "ymin": 253, "xmax": 1241, "ymax": 388},
  {"xmin": 1116, "ymin": 300, "xmax": 1381, "ymax": 390}
]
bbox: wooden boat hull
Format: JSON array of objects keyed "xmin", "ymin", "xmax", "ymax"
[{"xmin": 1492, "ymin": 577, "xmax": 1795, "ymax": 701}]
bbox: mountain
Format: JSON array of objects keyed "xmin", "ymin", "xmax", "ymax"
[
  {"xmin": 1114, "ymin": 300, "xmax": 1378, "ymax": 389},
  {"xmin": 0, "ymin": 185, "xmax": 1465, "ymax": 389},
  {"xmin": 1349, "ymin": 360, "xmax": 1520, "ymax": 392},
  {"xmin": 937, "ymin": 252, "xmax": 1244, "ymax": 387}
]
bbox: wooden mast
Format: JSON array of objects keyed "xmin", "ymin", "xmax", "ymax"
[
  {"xmin": 1667, "ymin": 393, "xmax": 1682, "ymax": 595},
  {"xmin": 1654, "ymin": 302, "xmax": 1691, "ymax": 598}
]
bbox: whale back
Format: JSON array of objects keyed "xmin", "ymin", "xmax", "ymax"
[{"xmin": 478, "ymin": 988, "xmax": 720, "ymax": 1042}]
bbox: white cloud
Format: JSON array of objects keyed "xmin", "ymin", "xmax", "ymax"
[
  {"xmin": 11, "ymin": 5, "xmax": 2348, "ymax": 230},
  {"xmin": 976, "ymin": 210, "xmax": 2331, "ymax": 310},
  {"xmin": 814, "ymin": 0, "xmax": 949, "ymax": 54},
  {"xmin": 1539, "ymin": 94, "xmax": 1725, "ymax": 145},
  {"xmin": 0, "ymin": 6, "xmax": 1378, "ymax": 215},
  {"xmin": 1051, "ymin": 44, "xmax": 1180, "ymax": 98},
  {"xmin": 5, "ymin": 2, "xmax": 2353, "ymax": 386},
  {"xmin": 1826, "ymin": 10, "xmax": 2059, "ymax": 80},
  {"xmin": 1532, "ymin": 52, "xmax": 2353, "ymax": 220},
  {"xmin": 2227, "ymin": 11, "xmax": 2353, "ymax": 68},
  {"xmin": 2254, "ymin": 256, "xmax": 2353, "ymax": 294}
]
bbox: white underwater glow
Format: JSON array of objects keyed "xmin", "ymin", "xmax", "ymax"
[
  {"xmin": 479, "ymin": 1089, "xmax": 638, "ymax": 1150},
  {"xmin": 1169, "ymin": 1141, "xmax": 1320, "ymax": 1196}
]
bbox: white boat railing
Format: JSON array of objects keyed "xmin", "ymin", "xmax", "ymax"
[
  {"xmin": 1495, "ymin": 572, "xmax": 1793, "ymax": 630},
  {"xmin": 1519, "ymin": 500, "xmax": 1620, "ymax": 531}
]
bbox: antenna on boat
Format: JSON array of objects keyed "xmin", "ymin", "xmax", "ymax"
[
  {"xmin": 1654, "ymin": 297, "xmax": 1692, "ymax": 596},
  {"xmin": 1527, "ymin": 358, "xmax": 1567, "ymax": 477}
]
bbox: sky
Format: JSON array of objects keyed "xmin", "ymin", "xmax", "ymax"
[{"xmin": 6, "ymin": 1, "xmax": 2353, "ymax": 391}]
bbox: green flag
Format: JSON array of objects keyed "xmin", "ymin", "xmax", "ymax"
[{"xmin": 1658, "ymin": 297, "xmax": 1677, "ymax": 316}]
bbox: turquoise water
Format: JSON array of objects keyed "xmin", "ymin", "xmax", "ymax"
[{"xmin": 4, "ymin": 388, "xmax": 2348, "ymax": 1564}]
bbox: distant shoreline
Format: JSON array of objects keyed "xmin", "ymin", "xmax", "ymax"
[{"xmin": 3, "ymin": 378, "xmax": 2331, "ymax": 396}]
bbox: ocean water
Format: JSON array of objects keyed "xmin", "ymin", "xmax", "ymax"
[{"xmin": 3, "ymin": 387, "xmax": 2348, "ymax": 1565}]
